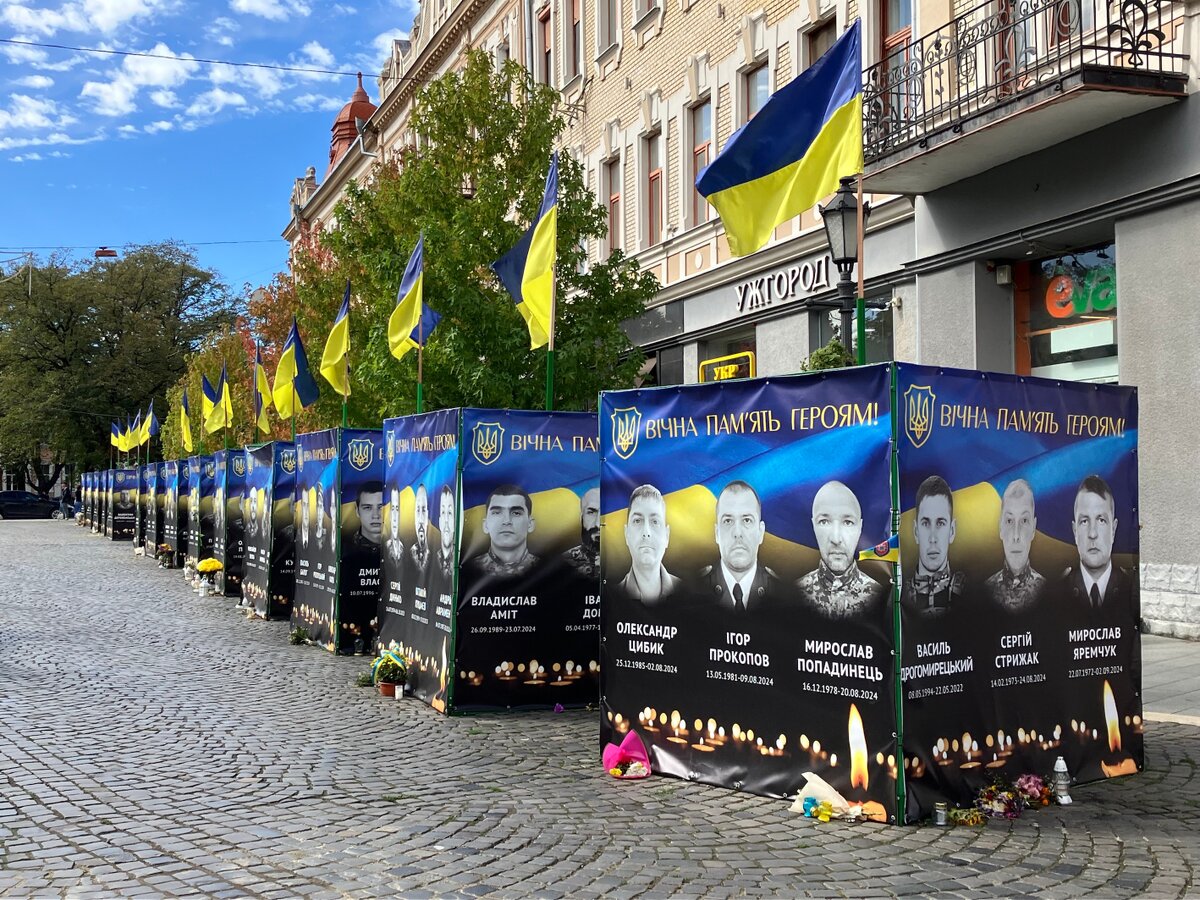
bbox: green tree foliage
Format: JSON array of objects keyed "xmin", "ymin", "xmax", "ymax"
[
  {"xmin": 803, "ymin": 339, "xmax": 855, "ymax": 371},
  {"xmin": 0, "ymin": 244, "xmax": 234, "ymax": 492},
  {"xmin": 286, "ymin": 51, "xmax": 656, "ymax": 421}
]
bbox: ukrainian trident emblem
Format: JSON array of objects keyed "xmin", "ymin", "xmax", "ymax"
[
  {"xmin": 282, "ymin": 450, "xmax": 297, "ymax": 474},
  {"xmin": 610, "ymin": 407, "xmax": 643, "ymax": 460},
  {"xmin": 904, "ymin": 385, "xmax": 936, "ymax": 449},
  {"xmin": 347, "ymin": 438, "xmax": 374, "ymax": 472},
  {"xmin": 471, "ymin": 422, "xmax": 504, "ymax": 466},
  {"xmin": 232, "ymin": 456, "xmax": 246, "ymax": 477}
]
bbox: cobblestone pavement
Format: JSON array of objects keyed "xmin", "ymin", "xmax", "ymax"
[{"xmin": 1, "ymin": 523, "xmax": 1198, "ymax": 899}]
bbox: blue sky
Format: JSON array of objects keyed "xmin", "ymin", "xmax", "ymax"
[{"xmin": 0, "ymin": 0, "xmax": 415, "ymax": 294}]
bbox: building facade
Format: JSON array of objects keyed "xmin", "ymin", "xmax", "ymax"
[{"xmin": 287, "ymin": 0, "xmax": 1200, "ymax": 635}]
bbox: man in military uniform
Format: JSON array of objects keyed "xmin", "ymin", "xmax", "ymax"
[
  {"xmin": 384, "ymin": 487, "xmax": 406, "ymax": 569},
  {"xmin": 562, "ymin": 486, "xmax": 600, "ymax": 579},
  {"xmin": 299, "ymin": 488, "xmax": 311, "ymax": 553},
  {"xmin": 696, "ymin": 480, "xmax": 780, "ymax": 617},
  {"xmin": 314, "ymin": 487, "xmax": 326, "ymax": 553},
  {"xmin": 428, "ymin": 485, "xmax": 456, "ymax": 607},
  {"xmin": 1063, "ymin": 474, "xmax": 1134, "ymax": 621},
  {"xmin": 797, "ymin": 480, "xmax": 885, "ymax": 619},
  {"xmin": 348, "ymin": 481, "xmax": 383, "ymax": 555},
  {"xmin": 902, "ymin": 474, "xmax": 964, "ymax": 617},
  {"xmin": 613, "ymin": 484, "xmax": 680, "ymax": 606},
  {"xmin": 406, "ymin": 483, "xmax": 433, "ymax": 604},
  {"xmin": 985, "ymin": 479, "xmax": 1046, "ymax": 612},
  {"xmin": 463, "ymin": 483, "xmax": 540, "ymax": 579}
]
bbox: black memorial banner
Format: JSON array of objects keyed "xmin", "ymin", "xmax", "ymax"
[
  {"xmin": 110, "ymin": 468, "xmax": 136, "ymax": 541},
  {"xmin": 163, "ymin": 459, "xmax": 190, "ymax": 560},
  {"xmin": 101, "ymin": 470, "xmax": 111, "ymax": 536},
  {"xmin": 895, "ymin": 363, "xmax": 1141, "ymax": 821},
  {"xmin": 213, "ymin": 449, "xmax": 247, "ymax": 596},
  {"xmin": 379, "ymin": 410, "xmax": 461, "ymax": 708},
  {"xmin": 145, "ymin": 463, "xmax": 166, "ymax": 554},
  {"xmin": 186, "ymin": 455, "xmax": 215, "ymax": 568},
  {"xmin": 84, "ymin": 472, "xmax": 94, "ymax": 529},
  {"xmin": 455, "ymin": 409, "xmax": 600, "ymax": 712},
  {"xmin": 600, "ymin": 368, "xmax": 897, "ymax": 820},
  {"xmin": 293, "ymin": 429, "xmax": 384, "ymax": 653},
  {"xmin": 243, "ymin": 442, "xmax": 297, "ymax": 619}
]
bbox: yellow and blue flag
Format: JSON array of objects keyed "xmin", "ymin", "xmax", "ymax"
[
  {"xmin": 180, "ymin": 391, "xmax": 193, "ymax": 453},
  {"xmin": 388, "ymin": 234, "xmax": 425, "ymax": 361},
  {"xmin": 320, "ymin": 280, "xmax": 352, "ymax": 397},
  {"xmin": 131, "ymin": 412, "xmax": 141, "ymax": 449},
  {"xmin": 491, "ymin": 152, "xmax": 558, "ymax": 349},
  {"xmin": 141, "ymin": 400, "xmax": 159, "ymax": 445},
  {"xmin": 859, "ymin": 533, "xmax": 900, "ymax": 563},
  {"xmin": 110, "ymin": 421, "xmax": 119, "ymax": 448},
  {"xmin": 696, "ymin": 21, "xmax": 863, "ymax": 257},
  {"xmin": 254, "ymin": 345, "xmax": 273, "ymax": 434},
  {"xmin": 201, "ymin": 374, "xmax": 218, "ymax": 425},
  {"xmin": 204, "ymin": 363, "xmax": 233, "ymax": 434},
  {"xmin": 272, "ymin": 318, "xmax": 320, "ymax": 419}
]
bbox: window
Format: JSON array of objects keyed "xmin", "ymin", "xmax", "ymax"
[
  {"xmin": 604, "ymin": 157, "xmax": 622, "ymax": 253},
  {"xmin": 806, "ymin": 18, "xmax": 837, "ymax": 66},
  {"xmin": 744, "ymin": 63, "xmax": 769, "ymax": 120},
  {"xmin": 494, "ymin": 40, "xmax": 510, "ymax": 67},
  {"xmin": 570, "ymin": 0, "xmax": 582, "ymax": 78},
  {"xmin": 690, "ymin": 100, "xmax": 711, "ymax": 225},
  {"xmin": 644, "ymin": 132, "xmax": 662, "ymax": 247},
  {"xmin": 539, "ymin": 9, "xmax": 552, "ymax": 85},
  {"xmin": 598, "ymin": 0, "xmax": 617, "ymax": 49},
  {"xmin": 636, "ymin": 0, "xmax": 659, "ymax": 20},
  {"xmin": 813, "ymin": 301, "xmax": 895, "ymax": 362}
]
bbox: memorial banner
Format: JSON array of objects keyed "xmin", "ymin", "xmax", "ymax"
[
  {"xmin": 456, "ymin": 409, "xmax": 600, "ymax": 711},
  {"xmin": 379, "ymin": 410, "xmax": 461, "ymax": 707},
  {"xmin": 185, "ymin": 456, "xmax": 215, "ymax": 568},
  {"xmin": 144, "ymin": 463, "xmax": 165, "ymax": 554},
  {"xmin": 109, "ymin": 468, "xmax": 136, "ymax": 540},
  {"xmin": 895, "ymin": 363, "xmax": 1141, "ymax": 821},
  {"xmin": 243, "ymin": 442, "xmax": 297, "ymax": 619},
  {"xmin": 163, "ymin": 459, "xmax": 190, "ymax": 558},
  {"xmin": 136, "ymin": 463, "xmax": 151, "ymax": 547},
  {"xmin": 600, "ymin": 367, "xmax": 897, "ymax": 819},
  {"xmin": 213, "ymin": 449, "xmax": 247, "ymax": 596},
  {"xmin": 83, "ymin": 472, "xmax": 93, "ymax": 528},
  {"xmin": 293, "ymin": 429, "xmax": 383, "ymax": 652},
  {"xmin": 101, "ymin": 469, "xmax": 111, "ymax": 536}
]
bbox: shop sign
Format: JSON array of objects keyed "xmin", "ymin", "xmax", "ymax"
[
  {"xmin": 1045, "ymin": 264, "xmax": 1116, "ymax": 319},
  {"xmin": 736, "ymin": 255, "xmax": 832, "ymax": 313},
  {"xmin": 699, "ymin": 351, "xmax": 756, "ymax": 382}
]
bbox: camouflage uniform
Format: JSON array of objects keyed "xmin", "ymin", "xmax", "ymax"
[
  {"xmin": 796, "ymin": 563, "xmax": 886, "ymax": 619},
  {"xmin": 985, "ymin": 563, "xmax": 1045, "ymax": 613},
  {"xmin": 902, "ymin": 566, "xmax": 965, "ymax": 617},
  {"xmin": 562, "ymin": 543, "xmax": 600, "ymax": 579},
  {"xmin": 467, "ymin": 548, "xmax": 540, "ymax": 577}
]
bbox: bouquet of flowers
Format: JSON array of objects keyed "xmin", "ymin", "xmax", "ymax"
[
  {"xmin": 1015, "ymin": 773, "xmax": 1052, "ymax": 808},
  {"xmin": 602, "ymin": 730, "xmax": 651, "ymax": 780},
  {"xmin": 976, "ymin": 775, "xmax": 1024, "ymax": 819}
]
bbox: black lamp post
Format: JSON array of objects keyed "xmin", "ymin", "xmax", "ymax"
[{"xmin": 819, "ymin": 176, "xmax": 869, "ymax": 356}]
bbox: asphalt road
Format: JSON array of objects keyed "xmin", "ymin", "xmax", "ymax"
[{"xmin": 1, "ymin": 522, "xmax": 1196, "ymax": 898}]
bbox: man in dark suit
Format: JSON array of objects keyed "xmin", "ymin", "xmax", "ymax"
[
  {"xmin": 696, "ymin": 480, "xmax": 780, "ymax": 616},
  {"xmin": 1063, "ymin": 474, "xmax": 1135, "ymax": 619}
]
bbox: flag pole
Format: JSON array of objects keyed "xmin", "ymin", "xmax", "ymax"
[
  {"xmin": 855, "ymin": 173, "xmax": 867, "ymax": 367},
  {"xmin": 416, "ymin": 314, "xmax": 425, "ymax": 414},
  {"xmin": 545, "ymin": 272, "xmax": 557, "ymax": 411},
  {"xmin": 291, "ymin": 384, "xmax": 297, "ymax": 443},
  {"xmin": 342, "ymin": 357, "xmax": 349, "ymax": 429}
]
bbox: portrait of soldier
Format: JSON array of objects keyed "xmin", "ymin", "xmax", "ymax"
[
  {"xmin": 248, "ymin": 491, "xmax": 260, "ymax": 541},
  {"xmin": 796, "ymin": 480, "xmax": 884, "ymax": 619},
  {"xmin": 1063, "ymin": 474, "xmax": 1133, "ymax": 618},
  {"xmin": 214, "ymin": 486, "xmax": 225, "ymax": 537},
  {"xmin": 408, "ymin": 483, "xmax": 432, "ymax": 591},
  {"xmin": 614, "ymin": 484, "xmax": 679, "ymax": 605},
  {"xmin": 259, "ymin": 488, "xmax": 270, "ymax": 538},
  {"xmin": 697, "ymin": 480, "xmax": 780, "ymax": 616},
  {"xmin": 429, "ymin": 485, "xmax": 457, "ymax": 604},
  {"xmin": 562, "ymin": 486, "xmax": 600, "ymax": 579},
  {"xmin": 300, "ymin": 487, "xmax": 311, "ymax": 551},
  {"xmin": 315, "ymin": 486, "xmax": 326, "ymax": 552},
  {"xmin": 985, "ymin": 479, "xmax": 1045, "ymax": 612},
  {"xmin": 463, "ymin": 483, "xmax": 539, "ymax": 578},
  {"xmin": 348, "ymin": 481, "xmax": 384, "ymax": 554},
  {"xmin": 384, "ymin": 487, "xmax": 405, "ymax": 567},
  {"xmin": 902, "ymin": 475, "xmax": 964, "ymax": 617}
]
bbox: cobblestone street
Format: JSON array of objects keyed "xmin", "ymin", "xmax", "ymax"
[{"xmin": 1, "ymin": 522, "xmax": 1197, "ymax": 898}]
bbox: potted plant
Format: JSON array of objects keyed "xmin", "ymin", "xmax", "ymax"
[
  {"xmin": 196, "ymin": 558, "xmax": 223, "ymax": 596},
  {"xmin": 371, "ymin": 650, "xmax": 408, "ymax": 698},
  {"xmin": 156, "ymin": 544, "xmax": 174, "ymax": 568}
]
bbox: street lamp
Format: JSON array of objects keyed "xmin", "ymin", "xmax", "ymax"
[{"xmin": 819, "ymin": 176, "xmax": 870, "ymax": 358}]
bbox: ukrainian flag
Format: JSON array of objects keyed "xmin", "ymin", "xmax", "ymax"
[
  {"xmin": 320, "ymin": 280, "xmax": 352, "ymax": 397},
  {"xmin": 254, "ymin": 345, "xmax": 273, "ymax": 434},
  {"xmin": 491, "ymin": 152, "xmax": 558, "ymax": 349},
  {"xmin": 180, "ymin": 391, "xmax": 193, "ymax": 453},
  {"xmin": 272, "ymin": 318, "xmax": 320, "ymax": 419},
  {"xmin": 111, "ymin": 421, "xmax": 120, "ymax": 448},
  {"xmin": 142, "ymin": 400, "xmax": 159, "ymax": 445},
  {"xmin": 859, "ymin": 532, "xmax": 900, "ymax": 563},
  {"xmin": 696, "ymin": 20, "xmax": 863, "ymax": 257},
  {"xmin": 131, "ymin": 412, "xmax": 142, "ymax": 449},
  {"xmin": 204, "ymin": 363, "xmax": 233, "ymax": 434},
  {"xmin": 388, "ymin": 234, "xmax": 425, "ymax": 362},
  {"xmin": 201, "ymin": 374, "xmax": 219, "ymax": 426}
]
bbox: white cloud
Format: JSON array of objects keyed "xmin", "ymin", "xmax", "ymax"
[
  {"xmin": 144, "ymin": 119, "xmax": 173, "ymax": 132},
  {"xmin": 204, "ymin": 15, "xmax": 238, "ymax": 46},
  {"xmin": 229, "ymin": 0, "xmax": 311, "ymax": 21},
  {"xmin": 0, "ymin": 93, "xmax": 76, "ymax": 131},
  {"xmin": 80, "ymin": 78, "xmax": 138, "ymax": 115},
  {"xmin": 0, "ymin": 130, "xmax": 103, "ymax": 150},
  {"xmin": 332, "ymin": 3, "xmax": 357, "ymax": 12},
  {"xmin": 185, "ymin": 87, "xmax": 246, "ymax": 117},
  {"xmin": 0, "ymin": 0, "xmax": 172, "ymax": 37},
  {"xmin": 299, "ymin": 41, "xmax": 334, "ymax": 67},
  {"xmin": 209, "ymin": 62, "xmax": 285, "ymax": 98},
  {"xmin": 10, "ymin": 151, "xmax": 44, "ymax": 161},
  {"xmin": 14, "ymin": 75, "xmax": 55, "ymax": 89},
  {"xmin": 293, "ymin": 93, "xmax": 344, "ymax": 112},
  {"xmin": 149, "ymin": 89, "xmax": 178, "ymax": 107},
  {"xmin": 117, "ymin": 123, "xmax": 138, "ymax": 133},
  {"xmin": 79, "ymin": 42, "xmax": 199, "ymax": 116},
  {"xmin": 369, "ymin": 28, "xmax": 409, "ymax": 67}
]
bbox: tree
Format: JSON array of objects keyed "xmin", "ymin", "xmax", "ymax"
[
  {"xmin": 0, "ymin": 243, "xmax": 234, "ymax": 492},
  {"xmin": 284, "ymin": 50, "xmax": 656, "ymax": 421}
]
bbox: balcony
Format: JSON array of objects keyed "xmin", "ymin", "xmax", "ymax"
[{"xmin": 861, "ymin": 0, "xmax": 1190, "ymax": 194}]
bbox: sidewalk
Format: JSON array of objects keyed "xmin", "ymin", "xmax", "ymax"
[{"xmin": 1143, "ymin": 633, "xmax": 1200, "ymax": 723}]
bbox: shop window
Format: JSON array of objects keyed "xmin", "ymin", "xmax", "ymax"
[
  {"xmin": 656, "ymin": 345, "xmax": 685, "ymax": 386},
  {"xmin": 812, "ymin": 300, "xmax": 894, "ymax": 363},
  {"xmin": 701, "ymin": 330, "xmax": 756, "ymax": 381},
  {"xmin": 1016, "ymin": 243, "xmax": 1117, "ymax": 383}
]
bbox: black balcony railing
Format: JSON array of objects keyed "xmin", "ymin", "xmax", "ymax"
[{"xmin": 862, "ymin": 0, "xmax": 1189, "ymax": 160}]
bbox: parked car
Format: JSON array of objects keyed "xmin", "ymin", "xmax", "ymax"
[{"xmin": 0, "ymin": 491, "xmax": 59, "ymax": 519}]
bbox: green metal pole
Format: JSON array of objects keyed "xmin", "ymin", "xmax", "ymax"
[
  {"xmin": 544, "ymin": 349, "xmax": 555, "ymax": 412},
  {"xmin": 416, "ymin": 381, "xmax": 425, "ymax": 414},
  {"xmin": 890, "ymin": 365, "xmax": 906, "ymax": 824},
  {"xmin": 856, "ymin": 297, "xmax": 867, "ymax": 366}
]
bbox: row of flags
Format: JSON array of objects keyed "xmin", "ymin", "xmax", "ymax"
[{"xmin": 115, "ymin": 22, "xmax": 864, "ymax": 453}]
